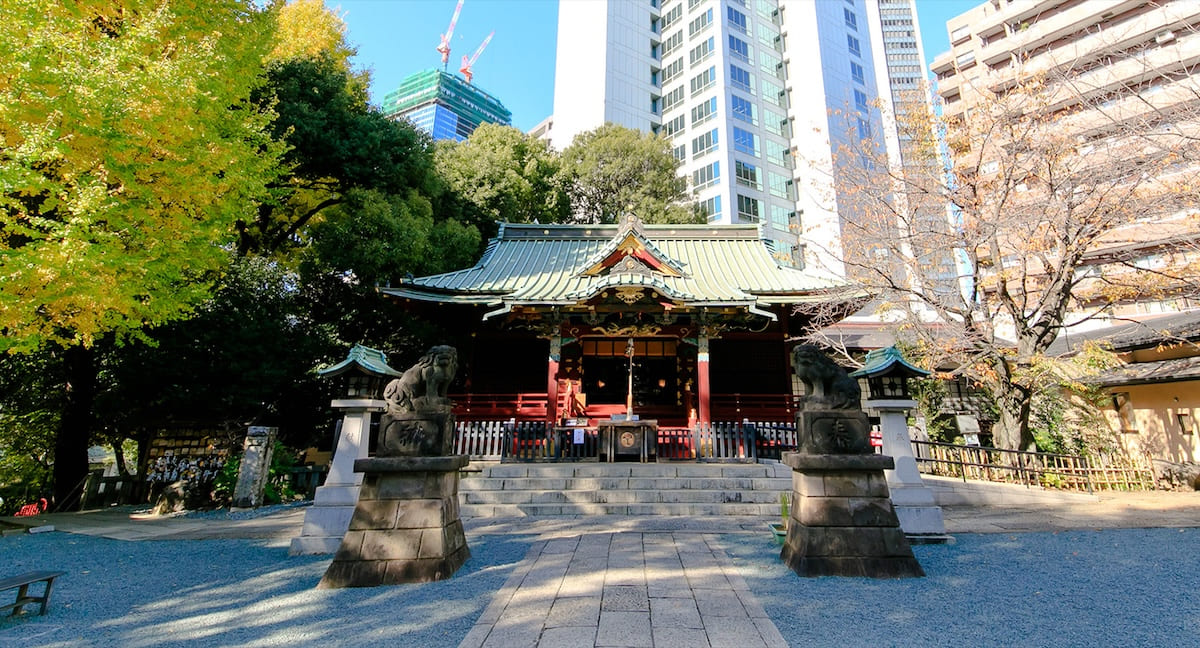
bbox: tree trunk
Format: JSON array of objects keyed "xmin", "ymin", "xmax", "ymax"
[
  {"xmin": 112, "ymin": 439, "xmax": 130, "ymax": 478},
  {"xmin": 992, "ymin": 383, "xmax": 1037, "ymax": 453},
  {"xmin": 54, "ymin": 345, "xmax": 96, "ymax": 511}
]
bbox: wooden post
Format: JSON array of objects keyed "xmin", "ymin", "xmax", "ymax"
[
  {"xmin": 625, "ymin": 338, "xmax": 635, "ymax": 417},
  {"xmin": 547, "ymin": 335, "xmax": 561, "ymax": 425}
]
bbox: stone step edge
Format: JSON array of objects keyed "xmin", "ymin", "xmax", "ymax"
[
  {"xmin": 459, "ymin": 503, "xmax": 780, "ymax": 517},
  {"xmin": 458, "ymin": 479, "xmax": 792, "ymax": 491}
]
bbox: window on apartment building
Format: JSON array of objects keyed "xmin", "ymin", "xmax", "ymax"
[
  {"xmin": 662, "ymin": 57, "xmax": 684, "ymax": 83},
  {"xmin": 854, "ymin": 88, "xmax": 869, "ymax": 111},
  {"xmin": 735, "ymin": 160, "xmax": 760, "ymax": 189},
  {"xmin": 689, "ymin": 37, "xmax": 715, "ymax": 65},
  {"xmin": 955, "ymin": 51, "xmax": 975, "ymax": 67},
  {"xmin": 767, "ymin": 171, "xmax": 789, "ymax": 198},
  {"xmin": 769, "ymin": 204, "xmax": 791, "ymax": 228},
  {"xmin": 847, "ymin": 34, "xmax": 861, "ymax": 58},
  {"xmin": 662, "ymin": 3, "xmax": 683, "ymax": 29},
  {"xmin": 693, "ymin": 161, "xmax": 720, "ymax": 190},
  {"xmin": 950, "ymin": 25, "xmax": 969, "ymax": 42},
  {"xmin": 691, "ymin": 128, "xmax": 719, "ymax": 156},
  {"xmin": 672, "ymin": 143, "xmax": 687, "ymax": 162},
  {"xmin": 850, "ymin": 61, "xmax": 865, "ymax": 84},
  {"xmin": 763, "ymin": 107, "xmax": 786, "ymax": 136},
  {"xmin": 690, "ymin": 66, "xmax": 716, "ymax": 95},
  {"xmin": 730, "ymin": 64, "xmax": 752, "ymax": 93},
  {"xmin": 765, "ymin": 140, "xmax": 789, "ymax": 168},
  {"xmin": 690, "ymin": 97, "xmax": 717, "ymax": 124},
  {"xmin": 688, "ymin": 0, "xmax": 706, "ymax": 9},
  {"xmin": 856, "ymin": 117, "xmax": 871, "ymax": 139},
  {"xmin": 697, "ymin": 195, "xmax": 722, "ymax": 222},
  {"xmin": 844, "ymin": 8, "xmax": 857, "ymax": 31},
  {"xmin": 662, "ymin": 85, "xmax": 685, "ymax": 111},
  {"xmin": 736, "ymin": 194, "xmax": 761, "ymax": 221},
  {"xmin": 761, "ymin": 78, "xmax": 784, "ymax": 107},
  {"xmin": 729, "ymin": 35, "xmax": 750, "ymax": 62},
  {"xmin": 689, "ymin": 8, "xmax": 712, "ymax": 35},
  {"xmin": 728, "ymin": 6, "xmax": 748, "ymax": 33},
  {"xmin": 663, "ymin": 114, "xmax": 686, "ymax": 136},
  {"xmin": 662, "ymin": 30, "xmax": 683, "ymax": 55},
  {"xmin": 732, "ymin": 127, "xmax": 758, "ymax": 155},
  {"xmin": 759, "ymin": 50, "xmax": 782, "ymax": 77},
  {"xmin": 731, "ymin": 94, "xmax": 757, "ymax": 124}
]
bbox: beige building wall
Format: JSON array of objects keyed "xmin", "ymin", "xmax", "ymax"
[{"xmin": 1104, "ymin": 380, "xmax": 1200, "ymax": 463}]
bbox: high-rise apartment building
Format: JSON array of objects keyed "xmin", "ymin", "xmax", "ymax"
[
  {"xmin": 382, "ymin": 69, "xmax": 512, "ymax": 142},
  {"xmin": 552, "ymin": 0, "xmax": 901, "ymax": 276},
  {"xmin": 931, "ymin": 0, "xmax": 1200, "ymax": 136},
  {"xmin": 929, "ymin": 0, "xmax": 1200, "ymax": 319}
]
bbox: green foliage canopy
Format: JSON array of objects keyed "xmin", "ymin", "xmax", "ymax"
[
  {"xmin": 434, "ymin": 123, "xmax": 570, "ymax": 224},
  {"xmin": 0, "ymin": 0, "xmax": 283, "ymax": 352},
  {"xmin": 559, "ymin": 123, "xmax": 696, "ymax": 224}
]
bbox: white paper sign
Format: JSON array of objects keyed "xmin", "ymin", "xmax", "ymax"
[{"xmin": 573, "ymin": 428, "xmax": 585, "ymax": 444}]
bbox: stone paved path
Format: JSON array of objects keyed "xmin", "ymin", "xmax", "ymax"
[{"xmin": 458, "ymin": 532, "xmax": 787, "ymax": 648}]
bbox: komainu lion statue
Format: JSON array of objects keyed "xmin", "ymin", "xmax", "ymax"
[
  {"xmin": 791, "ymin": 345, "xmax": 860, "ymax": 410},
  {"xmin": 384, "ymin": 345, "xmax": 458, "ymax": 414}
]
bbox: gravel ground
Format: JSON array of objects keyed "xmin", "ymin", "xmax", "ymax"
[
  {"xmin": 726, "ymin": 526, "xmax": 1200, "ymax": 648},
  {"xmin": 0, "ymin": 532, "xmax": 532, "ymax": 648},
  {"xmin": 3, "ymin": 526, "xmax": 1197, "ymax": 647}
]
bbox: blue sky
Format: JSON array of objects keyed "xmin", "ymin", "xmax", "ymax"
[{"xmin": 335, "ymin": 0, "xmax": 975, "ymax": 132}]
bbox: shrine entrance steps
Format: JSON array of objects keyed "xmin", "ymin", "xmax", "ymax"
[{"xmin": 458, "ymin": 462, "xmax": 791, "ymax": 517}]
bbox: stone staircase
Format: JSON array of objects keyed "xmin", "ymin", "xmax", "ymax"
[{"xmin": 458, "ymin": 461, "xmax": 792, "ymax": 517}]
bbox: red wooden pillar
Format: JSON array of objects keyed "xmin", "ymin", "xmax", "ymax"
[
  {"xmin": 697, "ymin": 334, "xmax": 711, "ymax": 425},
  {"xmin": 547, "ymin": 336, "xmax": 561, "ymax": 424}
]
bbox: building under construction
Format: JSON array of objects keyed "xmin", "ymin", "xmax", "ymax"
[{"xmin": 382, "ymin": 69, "xmax": 511, "ymax": 142}]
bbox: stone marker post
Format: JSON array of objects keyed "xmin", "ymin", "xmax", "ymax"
[
  {"xmin": 780, "ymin": 346, "xmax": 924, "ymax": 578},
  {"xmin": 319, "ymin": 345, "xmax": 470, "ymax": 588},
  {"xmin": 232, "ymin": 426, "xmax": 278, "ymax": 509}
]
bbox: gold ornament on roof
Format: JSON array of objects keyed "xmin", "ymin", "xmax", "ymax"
[{"xmin": 614, "ymin": 286, "xmax": 645, "ymax": 304}]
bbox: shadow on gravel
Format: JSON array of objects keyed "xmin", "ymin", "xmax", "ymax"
[{"xmin": 0, "ymin": 532, "xmax": 533, "ymax": 647}]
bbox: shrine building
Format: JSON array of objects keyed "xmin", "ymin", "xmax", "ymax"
[{"xmin": 383, "ymin": 215, "xmax": 865, "ymax": 429}]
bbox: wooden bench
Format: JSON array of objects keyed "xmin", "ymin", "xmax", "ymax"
[{"xmin": 0, "ymin": 571, "xmax": 65, "ymax": 616}]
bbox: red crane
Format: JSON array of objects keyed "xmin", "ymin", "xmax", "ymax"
[
  {"xmin": 436, "ymin": 0, "xmax": 464, "ymax": 69},
  {"xmin": 459, "ymin": 30, "xmax": 493, "ymax": 84}
]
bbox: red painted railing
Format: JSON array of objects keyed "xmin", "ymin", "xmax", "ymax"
[
  {"xmin": 451, "ymin": 393, "xmax": 549, "ymax": 421},
  {"xmin": 710, "ymin": 393, "xmax": 797, "ymax": 421}
]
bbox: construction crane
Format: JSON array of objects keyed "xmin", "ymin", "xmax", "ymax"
[
  {"xmin": 436, "ymin": 0, "xmax": 464, "ymax": 70},
  {"xmin": 459, "ymin": 30, "xmax": 493, "ymax": 84}
]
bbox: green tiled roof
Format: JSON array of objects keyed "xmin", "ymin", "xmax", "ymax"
[
  {"xmin": 383, "ymin": 220, "xmax": 863, "ymax": 316},
  {"xmin": 318, "ymin": 344, "xmax": 402, "ymax": 378},
  {"xmin": 849, "ymin": 346, "xmax": 930, "ymax": 378}
]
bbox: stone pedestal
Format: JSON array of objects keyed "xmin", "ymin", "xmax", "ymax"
[
  {"xmin": 780, "ymin": 451, "xmax": 924, "ymax": 578},
  {"xmin": 232, "ymin": 426, "xmax": 277, "ymax": 509},
  {"xmin": 290, "ymin": 399, "xmax": 383, "ymax": 556},
  {"xmin": 318, "ymin": 455, "xmax": 470, "ymax": 588},
  {"xmin": 870, "ymin": 400, "xmax": 947, "ymax": 539},
  {"xmin": 380, "ymin": 410, "xmax": 455, "ymax": 456}
]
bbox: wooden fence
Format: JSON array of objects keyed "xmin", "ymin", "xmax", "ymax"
[
  {"xmin": 911, "ymin": 440, "xmax": 1157, "ymax": 492},
  {"xmin": 453, "ymin": 420, "xmax": 798, "ymax": 463}
]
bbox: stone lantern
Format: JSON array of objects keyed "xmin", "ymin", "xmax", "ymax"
[
  {"xmin": 290, "ymin": 344, "xmax": 401, "ymax": 555},
  {"xmin": 849, "ymin": 347, "xmax": 948, "ymax": 541}
]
